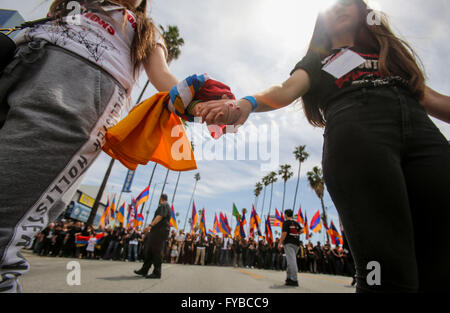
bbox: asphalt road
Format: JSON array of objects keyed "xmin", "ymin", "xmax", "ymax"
[{"xmin": 19, "ymin": 250, "xmax": 355, "ymax": 293}]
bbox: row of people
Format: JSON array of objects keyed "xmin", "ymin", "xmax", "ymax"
[{"xmin": 31, "ymin": 220, "xmax": 354, "ymax": 277}]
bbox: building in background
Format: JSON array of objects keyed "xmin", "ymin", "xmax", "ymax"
[
  {"xmin": 63, "ymin": 185, "xmax": 108, "ymax": 226},
  {"xmin": 0, "ymin": 9, "xmax": 25, "ymax": 38}
]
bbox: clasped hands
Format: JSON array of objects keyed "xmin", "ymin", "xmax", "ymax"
[{"xmin": 193, "ymin": 95, "xmax": 253, "ymax": 133}]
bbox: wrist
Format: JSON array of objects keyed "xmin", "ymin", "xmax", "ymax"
[{"xmin": 240, "ymin": 96, "xmax": 257, "ymax": 112}]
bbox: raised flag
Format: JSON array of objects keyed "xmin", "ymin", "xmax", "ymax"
[
  {"xmin": 273, "ymin": 208, "xmax": 284, "ymax": 227},
  {"xmin": 199, "ymin": 209, "xmax": 207, "ymax": 236},
  {"xmin": 232, "ymin": 203, "xmax": 241, "ymax": 221},
  {"xmin": 192, "ymin": 200, "xmax": 198, "ymax": 231},
  {"xmin": 117, "ymin": 202, "xmax": 126, "ymax": 224},
  {"xmin": 110, "ymin": 196, "xmax": 116, "ymax": 222},
  {"xmin": 169, "ymin": 204, "xmax": 178, "ymax": 230},
  {"xmin": 136, "ymin": 213, "xmax": 144, "ymax": 227},
  {"xmin": 304, "ymin": 211, "xmax": 309, "ymax": 239},
  {"xmin": 310, "ymin": 210, "xmax": 322, "ymax": 233},
  {"xmin": 249, "ymin": 205, "xmax": 262, "ymax": 238},
  {"xmin": 328, "ymin": 221, "xmax": 343, "ymax": 246},
  {"xmin": 297, "ymin": 206, "xmax": 305, "ymax": 227},
  {"xmin": 265, "ymin": 216, "xmax": 273, "ymax": 246},
  {"xmin": 213, "ymin": 213, "xmax": 220, "ymax": 234},
  {"xmin": 135, "ymin": 186, "xmax": 150, "ymax": 208},
  {"xmin": 99, "ymin": 197, "xmax": 110, "ymax": 228}
]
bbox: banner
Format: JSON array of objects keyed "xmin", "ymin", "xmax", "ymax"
[{"xmin": 122, "ymin": 169, "xmax": 135, "ymax": 193}]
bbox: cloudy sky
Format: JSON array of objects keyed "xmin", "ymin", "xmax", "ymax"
[{"xmin": 2, "ymin": 0, "xmax": 449, "ymax": 241}]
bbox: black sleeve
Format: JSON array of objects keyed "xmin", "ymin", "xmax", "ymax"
[
  {"xmin": 290, "ymin": 50, "xmax": 322, "ymax": 92},
  {"xmin": 282, "ymin": 222, "xmax": 289, "ymax": 234}
]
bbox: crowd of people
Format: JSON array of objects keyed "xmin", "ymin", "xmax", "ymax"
[{"xmin": 29, "ymin": 219, "xmax": 355, "ymax": 278}]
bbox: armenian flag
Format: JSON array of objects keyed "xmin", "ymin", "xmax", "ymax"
[
  {"xmin": 117, "ymin": 202, "xmax": 126, "ymax": 225},
  {"xmin": 192, "ymin": 200, "xmax": 198, "ymax": 230},
  {"xmin": 213, "ymin": 213, "xmax": 220, "ymax": 234},
  {"xmin": 273, "ymin": 208, "xmax": 284, "ymax": 227},
  {"xmin": 297, "ymin": 206, "xmax": 305, "ymax": 227},
  {"xmin": 136, "ymin": 213, "xmax": 144, "ymax": 227},
  {"xmin": 110, "ymin": 196, "xmax": 116, "ymax": 222},
  {"xmin": 99, "ymin": 197, "xmax": 110, "ymax": 228},
  {"xmin": 219, "ymin": 213, "xmax": 231, "ymax": 236},
  {"xmin": 239, "ymin": 212, "xmax": 246, "ymax": 239},
  {"xmin": 169, "ymin": 204, "xmax": 178, "ymax": 230},
  {"xmin": 304, "ymin": 211, "xmax": 309, "ymax": 239},
  {"xmin": 135, "ymin": 186, "xmax": 150, "ymax": 208},
  {"xmin": 328, "ymin": 221, "xmax": 343, "ymax": 246},
  {"xmin": 265, "ymin": 216, "xmax": 273, "ymax": 246},
  {"xmin": 224, "ymin": 214, "xmax": 231, "ymax": 235},
  {"xmin": 199, "ymin": 209, "xmax": 206, "ymax": 236},
  {"xmin": 249, "ymin": 205, "xmax": 262, "ymax": 237},
  {"xmin": 310, "ymin": 210, "xmax": 322, "ymax": 233}
]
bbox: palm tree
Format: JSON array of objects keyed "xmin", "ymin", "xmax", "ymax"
[
  {"xmin": 159, "ymin": 25, "xmax": 185, "ymax": 65},
  {"xmin": 260, "ymin": 175, "xmax": 270, "ymax": 218},
  {"xmin": 183, "ymin": 172, "xmax": 200, "ymax": 230},
  {"xmin": 267, "ymin": 172, "xmax": 278, "ymax": 217},
  {"xmin": 253, "ymin": 182, "xmax": 263, "ymax": 212},
  {"xmin": 278, "ymin": 164, "xmax": 294, "ymax": 212},
  {"xmin": 292, "ymin": 145, "xmax": 309, "ymax": 211},
  {"xmin": 307, "ymin": 166, "xmax": 329, "ymax": 241}
]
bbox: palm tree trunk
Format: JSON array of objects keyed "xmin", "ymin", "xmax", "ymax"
[
  {"xmin": 292, "ymin": 161, "xmax": 302, "ymax": 211},
  {"xmin": 268, "ymin": 183, "xmax": 274, "ymax": 217},
  {"xmin": 282, "ymin": 181, "xmax": 286, "ymax": 212},
  {"xmin": 260, "ymin": 187, "xmax": 267, "ymax": 218}
]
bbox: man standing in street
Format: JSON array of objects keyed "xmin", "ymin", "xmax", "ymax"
[
  {"xmin": 134, "ymin": 194, "xmax": 171, "ymax": 279},
  {"xmin": 279, "ymin": 209, "xmax": 302, "ymax": 287}
]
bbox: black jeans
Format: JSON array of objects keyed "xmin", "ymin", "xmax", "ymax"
[{"xmin": 322, "ymin": 86, "xmax": 450, "ymax": 293}]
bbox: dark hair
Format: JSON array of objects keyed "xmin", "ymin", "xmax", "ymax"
[
  {"xmin": 49, "ymin": 0, "xmax": 158, "ymax": 79},
  {"xmin": 160, "ymin": 194, "xmax": 168, "ymax": 201},
  {"xmin": 303, "ymin": 0, "xmax": 425, "ymax": 127},
  {"xmin": 285, "ymin": 209, "xmax": 294, "ymax": 218}
]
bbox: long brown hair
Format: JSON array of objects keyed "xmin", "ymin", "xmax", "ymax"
[
  {"xmin": 304, "ymin": 0, "xmax": 426, "ymax": 127},
  {"xmin": 48, "ymin": 0, "xmax": 158, "ymax": 79}
]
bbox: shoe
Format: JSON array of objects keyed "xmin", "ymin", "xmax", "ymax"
[
  {"xmin": 146, "ymin": 273, "xmax": 161, "ymax": 279},
  {"xmin": 134, "ymin": 269, "xmax": 146, "ymax": 277},
  {"xmin": 285, "ymin": 279, "xmax": 299, "ymax": 287}
]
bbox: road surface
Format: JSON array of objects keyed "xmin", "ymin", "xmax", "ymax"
[{"xmin": 19, "ymin": 250, "xmax": 355, "ymax": 293}]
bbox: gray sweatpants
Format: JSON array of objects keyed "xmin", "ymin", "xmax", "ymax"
[
  {"xmin": 284, "ymin": 243, "xmax": 299, "ymax": 282},
  {"xmin": 0, "ymin": 39, "xmax": 127, "ymax": 292}
]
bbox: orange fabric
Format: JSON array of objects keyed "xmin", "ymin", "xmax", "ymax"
[{"xmin": 102, "ymin": 92, "xmax": 197, "ymax": 171}]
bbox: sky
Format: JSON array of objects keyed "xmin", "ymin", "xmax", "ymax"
[{"xmin": 1, "ymin": 0, "xmax": 449, "ymax": 242}]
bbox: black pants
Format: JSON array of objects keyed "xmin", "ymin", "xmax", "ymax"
[
  {"xmin": 322, "ymin": 86, "xmax": 450, "ymax": 293},
  {"xmin": 141, "ymin": 229, "xmax": 169, "ymax": 276}
]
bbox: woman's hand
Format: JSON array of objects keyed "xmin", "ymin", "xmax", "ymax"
[{"xmin": 194, "ymin": 97, "xmax": 253, "ymax": 129}]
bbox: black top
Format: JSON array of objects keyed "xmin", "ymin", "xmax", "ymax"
[
  {"xmin": 282, "ymin": 220, "xmax": 302, "ymax": 246},
  {"xmin": 152, "ymin": 202, "xmax": 171, "ymax": 231},
  {"xmin": 290, "ymin": 46, "xmax": 407, "ymax": 111}
]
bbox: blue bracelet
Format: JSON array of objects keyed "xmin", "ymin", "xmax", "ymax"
[{"xmin": 242, "ymin": 96, "xmax": 258, "ymax": 112}]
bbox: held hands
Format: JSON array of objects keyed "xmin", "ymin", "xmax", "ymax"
[{"xmin": 193, "ymin": 96, "xmax": 253, "ymax": 132}]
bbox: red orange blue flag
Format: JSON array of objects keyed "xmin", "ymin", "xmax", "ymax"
[
  {"xmin": 310, "ymin": 210, "xmax": 322, "ymax": 233},
  {"xmin": 192, "ymin": 200, "xmax": 198, "ymax": 230},
  {"xmin": 135, "ymin": 186, "xmax": 150, "ymax": 208},
  {"xmin": 273, "ymin": 208, "xmax": 284, "ymax": 227},
  {"xmin": 169, "ymin": 204, "xmax": 178, "ymax": 230},
  {"xmin": 199, "ymin": 208, "xmax": 206, "ymax": 236},
  {"xmin": 297, "ymin": 206, "xmax": 305, "ymax": 227}
]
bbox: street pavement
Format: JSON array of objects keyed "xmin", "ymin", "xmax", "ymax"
[{"xmin": 19, "ymin": 250, "xmax": 355, "ymax": 293}]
